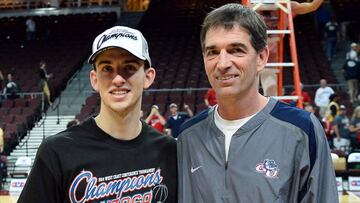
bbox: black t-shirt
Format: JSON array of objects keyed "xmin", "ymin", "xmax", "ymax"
[{"xmin": 18, "ymin": 118, "xmax": 178, "ymax": 203}]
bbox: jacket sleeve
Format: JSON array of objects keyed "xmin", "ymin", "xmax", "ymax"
[
  {"xmin": 177, "ymin": 135, "xmax": 195, "ymax": 203},
  {"xmin": 17, "ymin": 140, "xmax": 63, "ymax": 203},
  {"xmin": 299, "ymin": 114, "xmax": 339, "ymax": 203}
]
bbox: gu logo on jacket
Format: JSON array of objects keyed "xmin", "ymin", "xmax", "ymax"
[{"xmin": 255, "ymin": 159, "xmax": 280, "ymax": 178}]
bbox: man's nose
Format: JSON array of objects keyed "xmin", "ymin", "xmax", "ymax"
[
  {"xmin": 217, "ymin": 49, "xmax": 232, "ymax": 72},
  {"xmin": 112, "ymin": 74, "xmax": 126, "ymax": 86}
]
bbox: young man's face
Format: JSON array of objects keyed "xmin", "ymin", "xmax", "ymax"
[
  {"xmin": 203, "ymin": 25, "xmax": 268, "ymax": 100},
  {"xmin": 90, "ymin": 48, "xmax": 155, "ymax": 114}
]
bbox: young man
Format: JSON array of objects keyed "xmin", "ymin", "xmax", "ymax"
[
  {"xmin": 18, "ymin": 26, "xmax": 177, "ymax": 203},
  {"xmin": 177, "ymin": 4, "xmax": 338, "ymax": 203}
]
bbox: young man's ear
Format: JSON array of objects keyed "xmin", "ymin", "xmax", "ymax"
[
  {"xmin": 144, "ymin": 67, "xmax": 156, "ymax": 89},
  {"xmin": 256, "ymin": 46, "xmax": 269, "ymax": 73},
  {"xmin": 90, "ymin": 70, "xmax": 99, "ymax": 92}
]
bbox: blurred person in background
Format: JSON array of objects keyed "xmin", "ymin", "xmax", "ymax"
[
  {"xmin": 315, "ymin": 79, "xmax": 334, "ymax": 118},
  {"xmin": 0, "ymin": 127, "xmax": 3, "ymax": 190},
  {"xmin": 166, "ymin": 103, "xmax": 193, "ymax": 138},
  {"xmin": 3, "ymin": 73, "xmax": 19, "ymax": 100},
  {"xmin": 39, "ymin": 60, "xmax": 53, "ymax": 106},
  {"xmin": 333, "ymin": 105, "xmax": 350, "ymax": 152},
  {"xmin": 343, "ymin": 43, "xmax": 359, "ymax": 103},
  {"xmin": 0, "ymin": 69, "xmax": 3, "ymax": 90},
  {"xmin": 145, "ymin": 104, "xmax": 166, "ymax": 133},
  {"xmin": 25, "ymin": 17, "xmax": 36, "ymax": 41},
  {"xmin": 324, "ymin": 16, "xmax": 340, "ymax": 61},
  {"xmin": 349, "ymin": 106, "xmax": 360, "ymax": 150},
  {"xmin": 204, "ymin": 87, "xmax": 217, "ymax": 107}
]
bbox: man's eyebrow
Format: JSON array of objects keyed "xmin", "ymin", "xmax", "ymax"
[
  {"xmin": 229, "ymin": 42, "xmax": 248, "ymax": 50},
  {"xmin": 97, "ymin": 60, "xmax": 112, "ymax": 66},
  {"xmin": 204, "ymin": 43, "xmax": 248, "ymax": 52},
  {"xmin": 123, "ymin": 59, "xmax": 142, "ymax": 65},
  {"xmin": 204, "ymin": 45, "xmax": 216, "ymax": 52},
  {"xmin": 97, "ymin": 59, "xmax": 142, "ymax": 66}
]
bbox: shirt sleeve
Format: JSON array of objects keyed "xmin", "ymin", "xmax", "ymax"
[
  {"xmin": 177, "ymin": 136, "xmax": 195, "ymax": 203},
  {"xmin": 299, "ymin": 114, "xmax": 339, "ymax": 203},
  {"xmin": 17, "ymin": 140, "xmax": 63, "ymax": 203}
]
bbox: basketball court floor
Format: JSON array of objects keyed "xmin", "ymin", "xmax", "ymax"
[{"xmin": 1, "ymin": 192, "xmax": 360, "ymax": 202}]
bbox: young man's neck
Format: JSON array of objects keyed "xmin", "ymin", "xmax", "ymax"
[
  {"xmin": 95, "ymin": 108, "xmax": 142, "ymax": 140},
  {"xmin": 217, "ymin": 91, "xmax": 268, "ymax": 120}
]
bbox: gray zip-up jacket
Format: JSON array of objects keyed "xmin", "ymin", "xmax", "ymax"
[{"xmin": 178, "ymin": 98, "xmax": 338, "ymax": 203}]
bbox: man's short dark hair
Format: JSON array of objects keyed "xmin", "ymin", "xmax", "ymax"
[{"xmin": 200, "ymin": 3, "xmax": 268, "ymax": 53}]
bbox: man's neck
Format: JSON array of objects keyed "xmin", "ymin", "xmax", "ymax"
[
  {"xmin": 217, "ymin": 92, "xmax": 268, "ymax": 120},
  {"xmin": 95, "ymin": 108, "xmax": 142, "ymax": 140}
]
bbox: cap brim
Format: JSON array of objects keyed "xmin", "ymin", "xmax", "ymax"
[{"xmin": 88, "ymin": 46, "xmax": 146, "ymax": 64}]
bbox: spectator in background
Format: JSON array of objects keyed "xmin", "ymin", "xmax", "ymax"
[
  {"xmin": 0, "ymin": 127, "xmax": 3, "ymax": 190},
  {"xmin": 322, "ymin": 93, "xmax": 340, "ymax": 147},
  {"xmin": 166, "ymin": 103, "xmax": 193, "ymax": 138},
  {"xmin": 3, "ymin": 73, "xmax": 19, "ymax": 99},
  {"xmin": 315, "ymin": 79, "xmax": 334, "ymax": 118},
  {"xmin": 326, "ymin": 93, "xmax": 340, "ymax": 123},
  {"xmin": 66, "ymin": 119, "xmax": 80, "ymax": 129},
  {"xmin": 349, "ymin": 106, "xmax": 360, "ymax": 150},
  {"xmin": 343, "ymin": 43, "xmax": 359, "ymax": 103},
  {"xmin": 0, "ymin": 127, "xmax": 3, "ymax": 154},
  {"xmin": 290, "ymin": 83, "xmax": 312, "ymax": 106},
  {"xmin": 333, "ymin": 105, "xmax": 350, "ymax": 151},
  {"xmin": 25, "ymin": 17, "xmax": 36, "ymax": 41},
  {"xmin": 145, "ymin": 105, "xmax": 166, "ymax": 133},
  {"xmin": 39, "ymin": 61, "xmax": 53, "ymax": 106},
  {"xmin": 315, "ymin": 3, "xmax": 331, "ymax": 39},
  {"xmin": 324, "ymin": 16, "xmax": 340, "ymax": 61},
  {"xmin": 204, "ymin": 87, "xmax": 217, "ymax": 107},
  {"xmin": 0, "ymin": 69, "xmax": 3, "ymax": 90},
  {"xmin": 347, "ymin": 42, "xmax": 359, "ymax": 61}
]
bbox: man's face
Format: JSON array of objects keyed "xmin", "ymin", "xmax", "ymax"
[
  {"xmin": 320, "ymin": 79, "xmax": 326, "ymax": 87},
  {"xmin": 170, "ymin": 106, "xmax": 178, "ymax": 115},
  {"xmin": 340, "ymin": 109, "xmax": 346, "ymax": 115},
  {"xmin": 90, "ymin": 48, "xmax": 155, "ymax": 114},
  {"xmin": 203, "ymin": 25, "xmax": 268, "ymax": 100}
]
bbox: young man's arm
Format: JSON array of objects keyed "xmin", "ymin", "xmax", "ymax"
[
  {"xmin": 18, "ymin": 141, "xmax": 62, "ymax": 202},
  {"xmin": 292, "ymin": 0, "xmax": 323, "ymax": 15},
  {"xmin": 299, "ymin": 114, "xmax": 338, "ymax": 203}
]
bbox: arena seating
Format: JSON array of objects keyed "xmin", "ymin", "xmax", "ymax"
[{"xmin": 0, "ymin": 12, "xmax": 117, "ymax": 154}]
